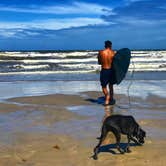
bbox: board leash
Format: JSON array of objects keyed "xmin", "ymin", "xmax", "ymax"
[{"xmin": 115, "ymin": 56, "xmax": 135, "ymax": 110}]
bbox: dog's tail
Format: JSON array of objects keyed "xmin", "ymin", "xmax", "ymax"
[{"xmin": 96, "ymin": 124, "xmax": 108, "ymax": 140}]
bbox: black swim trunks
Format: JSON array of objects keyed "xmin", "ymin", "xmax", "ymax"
[{"xmin": 100, "ymin": 68, "xmax": 114, "ymax": 87}]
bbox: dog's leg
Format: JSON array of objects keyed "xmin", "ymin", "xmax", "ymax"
[
  {"xmin": 111, "ymin": 128, "xmax": 124, "ymax": 154},
  {"xmin": 130, "ymin": 137, "xmax": 142, "ymax": 145},
  {"xmin": 125, "ymin": 135, "xmax": 132, "ymax": 153},
  {"xmin": 93, "ymin": 125, "xmax": 108, "ymax": 160}
]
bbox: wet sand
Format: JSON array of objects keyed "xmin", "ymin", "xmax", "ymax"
[{"xmin": 0, "ymin": 91, "xmax": 166, "ymax": 166}]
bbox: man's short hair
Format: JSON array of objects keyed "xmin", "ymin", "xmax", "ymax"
[{"xmin": 105, "ymin": 40, "xmax": 112, "ymax": 48}]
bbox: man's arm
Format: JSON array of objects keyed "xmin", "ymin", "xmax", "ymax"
[{"xmin": 97, "ymin": 51, "xmax": 102, "ymax": 65}]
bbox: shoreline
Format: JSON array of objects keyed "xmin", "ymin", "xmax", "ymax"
[
  {"xmin": 0, "ymin": 80, "xmax": 166, "ymax": 101},
  {"xmin": 0, "ymin": 71, "xmax": 166, "ymax": 82}
]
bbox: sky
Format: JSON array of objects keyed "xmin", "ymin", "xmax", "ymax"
[{"xmin": 0, "ymin": 0, "xmax": 166, "ymax": 50}]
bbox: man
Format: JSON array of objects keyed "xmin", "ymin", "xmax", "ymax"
[{"xmin": 98, "ymin": 40, "xmax": 115, "ymax": 105}]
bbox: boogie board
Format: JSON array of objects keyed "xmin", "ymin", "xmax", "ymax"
[{"xmin": 111, "ymin": 48, "xmax": 131, "ymax": 85}]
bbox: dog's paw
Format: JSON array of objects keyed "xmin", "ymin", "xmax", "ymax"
[
  {"xmin": 125, "ymin": 148, "xmax": 131, "ymax": 153},
  {"xmin": 137, "ymin": 143, "xmax": 143, "ymax": 146},
  {"xmin": 120, "ymin": 151, "xmax": 125, "ymax": 154},
  {"xmin": 117, "ymin": 147, "xmax": 125, "ymax": 154},
  {"xmin": 93, "ymin": 155, "xmax": 98, "ymax": 160},
  {"xmin": 118, "ymin": 149, "xmax": 125, "ymax": 154}
]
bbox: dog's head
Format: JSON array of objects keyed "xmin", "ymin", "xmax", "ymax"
[{"xmin": 136, "ymin": 127, "xmax": 146, "ymax": 144}]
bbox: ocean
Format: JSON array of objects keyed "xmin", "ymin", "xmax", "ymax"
[{"xmin": 0, "ymin": 50, "xmax": 166, "ymax": 81}]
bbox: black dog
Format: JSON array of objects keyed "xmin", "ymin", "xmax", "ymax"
[{"xmin": 93, "ymin": 115, "xmax": 146, "ymax": 160}]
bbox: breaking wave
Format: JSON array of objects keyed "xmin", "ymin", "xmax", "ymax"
[{"xmin": 0, "ymin": 50, "xmax": 166, "ymax": 74}]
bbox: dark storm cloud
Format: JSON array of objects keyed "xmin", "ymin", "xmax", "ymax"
[{"xmin": 102, "ymin": 0, "xmax": 166, "ymax": 23}]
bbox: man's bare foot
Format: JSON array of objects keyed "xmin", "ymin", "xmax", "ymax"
[{"xmin": 109, "ymin": 98, "xmax": 116, "ymax": 105}]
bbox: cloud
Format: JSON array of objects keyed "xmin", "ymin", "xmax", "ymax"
[
  {"xmin": 0, "ymin": 2, "xmax": 114, "ymax": 15},
  {"xmin": 0, "ymin": 0, "xmax": 165, "ymax": 50},
  {"xmin": 102, "ymin": 0, "xmax": 166, "ymax": 24},
  {"xmin": 1, "ymin": 22, "xmax": 166, "ymax": 50},
  {"xmin": 0, "ymin": 16, "xmax": 113, "ymax": 38},
  {"xmin": 0, "ymin": 16, "xmax": 111, "ymax": 36},
  {"xmin": 0, "ymin": 29, "xmax": 17, "ymax": 38},
  {"xmin": 124, "ymin": 0, "xmax": 145, "ymax": 3},
  {"xmin": 0, "ymin": 1, "xmax": 114, "ymax": 38},
  {"xmin": 0, "ymin": 28, "xmax": 41, "ymax": 38}
]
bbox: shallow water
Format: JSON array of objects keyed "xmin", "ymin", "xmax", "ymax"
[
  {"xmin": 0, "ymin": 100, "xmax": 165, "ymax": 147},
  {"xmin": 0, "ymin": 80, "xmax": 166, "ymax": 101},
  {"xmin": 0, "ymin": 72, "xmax": 166, "ymax": 82},
  {"xmin": 66, "ymin": 104, "xmax": 166, "ymax": 140}
]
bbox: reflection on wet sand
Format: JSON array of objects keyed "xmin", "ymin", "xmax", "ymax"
[
  {"xmin": 101, "ymin": 105, "xmax": 114, "ymax": 145},
  {"xmin": 102, "ymin": 105, "xmax": 114, "ymax": 123}
]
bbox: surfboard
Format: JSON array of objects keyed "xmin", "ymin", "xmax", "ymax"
[{"xmin": 111, "ymin": 48, "xmax": 131, "ymax": 85}]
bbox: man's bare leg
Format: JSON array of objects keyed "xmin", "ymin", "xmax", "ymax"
[
  {"xmin": 102, "ymin": 86, "xmax": 110, "ymax": 105},
  {"xmin": 109, "ymin": 84, "xmax": 113, "ymax": 100}
]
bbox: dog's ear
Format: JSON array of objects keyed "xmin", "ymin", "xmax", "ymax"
[
  {"xmin": 143, "ymin": 130, "xmax": 146, "ymax": 137},
  {"xmin": 140, "ymin": 128, "xmax": 146, "ymax": 137}
]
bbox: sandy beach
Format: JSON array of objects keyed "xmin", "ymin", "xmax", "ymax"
[
  {"xmin": 0, "ymin": 86, "xmax": 166, "ymax": 166},
  {"xmin": 0, "ymin": 0, "xmax": 166, "ymax": 165}
]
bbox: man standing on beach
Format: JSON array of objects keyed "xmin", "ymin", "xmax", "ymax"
[{"xmin": 98, "ymin": 40, "xmax": 115, "ymax": 105}]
